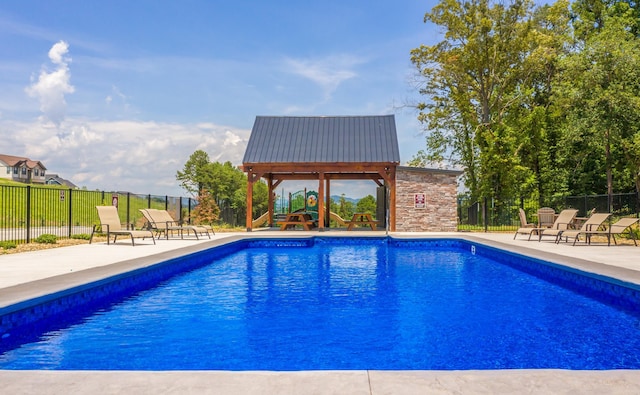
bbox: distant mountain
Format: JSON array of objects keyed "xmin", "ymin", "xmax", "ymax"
[{"xmin": 330, "ymin": 195, "xmax": 359, "ymax": 205}]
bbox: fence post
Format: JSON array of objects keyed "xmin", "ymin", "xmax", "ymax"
[
  {"xmin": 67, "ymin": 188, "xmax": 73, "ymax": 237},
  {"xmin": 126, "ymin": 193, "xmax": 131, "ymax": 229},
  {"xmin": 165, "ymin": 195, "xmax": 169, "ymax": 211},
  {"xmin": 483, "ymin": 197, "xmax": 488, "ymax": 232},
  {"xmin": 25, "ymin": 186, "xmax": 31, "ymax": 243}
]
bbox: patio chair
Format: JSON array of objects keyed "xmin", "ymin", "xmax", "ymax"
[
  {"xmin": 90, "ymin": 206, "xmax": 155, "ymax": 246},
  {"xmin": 537, "ymin": 209, "xmax": 579, "ymax": 241},
  {"xmin": 184, "ymin": 215, "xmax": 216, "ymax": 235},
  {"xmin": 513, "ymin": 208, "xmax": 540, "ymax": 240},
  {"xmin": 583, "ymin": 217, "xmax": 639, "ymax": 246},
  {"xmin": 555, "ymin": 213, "xmax": 611, "ymax": 245},
  {"xmin": 537, "ymin": 207, "xmax": 556, "ymax": 228},
  {"xmin": 140, "ymin": 208, "xmax": 210, "ymax": 240}
]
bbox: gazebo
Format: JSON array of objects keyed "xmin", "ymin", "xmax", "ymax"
[{"xmin": 242, "ymin": 115, "xmax": 401, "ymax": 231}]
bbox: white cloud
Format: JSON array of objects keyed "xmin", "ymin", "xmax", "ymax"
[
  {"xmin": 25, "ymin": 41, "xmax": 75, "ymax": 127},
  {"xmin": 283, "ymin": 54, "xmax": 364, "ymax": 101},
  {"xmin": 0, "ymin": 117, "xmax": 251, "ymax": 196}
]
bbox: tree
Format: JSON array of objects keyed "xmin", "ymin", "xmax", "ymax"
[
  {"xmin": 176, "ymin": 150, "xmax": 212, "ymax": 196},
  {"xmin": 191, "ymin": 188, "xmax": 220, "ymax": 225},
  {"xmin": 411, "ymin": 0, "xmax": 543, "ymax": 201},
  {"xmin": 334, "ymin": 194, "xmax": 354, "ymax": 220},
  {"xmin": 554, "ymin": 1, "xmax": 640, "ymax": 199},
  {"xmin": 356, "ymin": 195, "xmax": 377, "ymax": 215},
  {"xmin": 409, "ymin": 0, "xmax": 580, "ymax": 203},
  {"xmin": 510, "ymin": 0, "xmax": 572, "ymax": 202},
  {"xmin": 176, "ymin": 151, "xmax": 268, "ymax": 226}
]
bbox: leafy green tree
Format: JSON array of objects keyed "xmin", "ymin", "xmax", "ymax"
[
  {"xmin": 176, "ymin": 151, "xmax": 267, "ymax": 225},
  {"xmin": 335, "ymin": 194, "xmax": 354, "ymax": 220},
  {"xmin": 554, "ymin": 1, "xmax": 640, "ymax": 197},
  {"xmin": 232, "ymin": 179, "xmax": 268, "ymax": 219},
  {"xmin": 176, "ymin": 150, "xmax": 212, "ymax": 196},
  {"xmin": 511, "ymin": 0, "xmax": 572, "ymax": 202},
  {"xmin": 356, "ymin": 195, "xmax": 377, "ymax": 215},
  {"xmin": 410, "ymin": 0, "xmax": 541, "ymax": 201}
]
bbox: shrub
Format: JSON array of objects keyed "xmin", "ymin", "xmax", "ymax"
[
  {"xmin": 0, "ymin": 241, "xmax": 17, "ymax": 249},
  {"xmin": 34, "ymin": 234, "xmax": 58, "ymax": 244},
  {"xmin": 70, "ymin": 233, "xmax": 92, "ymax": 240}
]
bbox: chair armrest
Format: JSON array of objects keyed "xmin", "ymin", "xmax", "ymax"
[{"xmin": 554, "ymin": 222, "xmax": 572, "ymax": 229}]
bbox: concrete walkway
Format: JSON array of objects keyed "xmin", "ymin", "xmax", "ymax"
[{"xmin": 1, "ymin": 231, "xmax": 640, "ymax": 394}]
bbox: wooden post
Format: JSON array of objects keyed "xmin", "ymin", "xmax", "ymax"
[
  {"xmin": 318, "ymin": 172, "xmax": 325, "ymax": 231},
  {"xmin": 246, "ymin": 172, "xmax": 254, "ymax": 231},
  {"xmin": 325, "ymin": 178, "xmax": 331, "ymax": 228},
  {"xmin": 267, "ymin": 174, "xmax": 274, "ymax": 227}
]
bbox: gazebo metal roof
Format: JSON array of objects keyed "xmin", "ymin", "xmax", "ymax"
[{"xmin": 243, "ymin": 115, "xmax": 400, "ymax": 164}]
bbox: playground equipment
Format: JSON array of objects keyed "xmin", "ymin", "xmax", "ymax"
[
  {"xmin": 285, "ymin": 189, "xmax": 319, "ymax": 220},
  {"xmin": 251, "ymin": 211, "xmax": 270, "ymax": 228}
]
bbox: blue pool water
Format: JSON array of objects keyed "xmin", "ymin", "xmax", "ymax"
[{"xmin": 1, "ymin": 237, "xmax": 640, "ymax": 370}]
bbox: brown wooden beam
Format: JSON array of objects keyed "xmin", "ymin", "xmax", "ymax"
[
  {"xmin": 317, "ymin": 172, "xmax": 325, "ymax": 231},
  {"xmin": 271, "ymin": 179, "xmax": 283, "ymax": 189},
  {"xmin": 246, "ymin": 175, "xmax": 254, "ymax": 231},
  {"xmin": 267, "ymin": 174, "xmax": 274, "ymax": 227},
  {"xmin": 325, "ymin": 178, "xmax": 331, "ymax": 228}
]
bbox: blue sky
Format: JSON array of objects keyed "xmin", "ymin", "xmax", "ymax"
[{"xmin": 0, "ymin": 1, "xmax": 439, "ymax": 198}]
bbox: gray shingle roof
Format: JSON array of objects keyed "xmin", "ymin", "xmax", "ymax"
[{"xmin": 242, "ymin": 115, "xmax": 401, "ymax": 164}]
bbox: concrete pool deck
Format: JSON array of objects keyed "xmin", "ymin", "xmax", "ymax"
[{"xmin": 1, "ymin": 230, "xmax": 640, "ymax": 394}]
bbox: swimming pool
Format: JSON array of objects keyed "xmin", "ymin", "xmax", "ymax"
[{"xmin": 1, "ymin": 237, "xmax": 640, "ymax": 370}]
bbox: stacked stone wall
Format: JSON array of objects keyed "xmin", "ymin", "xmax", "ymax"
[{"xmin": 395, "ymin": 168, "xmax": 459, "ymax": 232}]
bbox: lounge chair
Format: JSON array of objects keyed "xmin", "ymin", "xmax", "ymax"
[
  {"xmin": 555, "ymin": 213, "xmax": 611, "ymax": 245},
  {"xmin": 513, "ymin": 208, "xmax": 539, "ymax": 240},
  {"xmin": 90, "ymin": 206, "xmax": 155, "ymax": 246},
  {"xmin": 583, "ymin": 217, "xmax": 639, "ymax": 246},
  {"xmin": 140, "ymin": 208, "xmax": 210, "ymax": 240},
  {"xmin": 537, "ymin": 207, "xmax": 556, "ymax": 229},
  {"xmin": 537, "ymin": 209, "xmax": 579, "ymax": 241}
]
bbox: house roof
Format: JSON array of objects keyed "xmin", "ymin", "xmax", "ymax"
[
  {"xmin": 0, "ymin": 154, "xmax": 46, "ymax": 170},
  {"xmin": 46, "ymin": 174, "xmax": 78, "ymax": 188},
  {"xmin": 242, "ymin": 115, "xmax": 401, "ymax": 164}
]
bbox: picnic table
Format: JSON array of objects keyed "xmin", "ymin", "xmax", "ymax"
[
  {"xmin": 278, "ymin": 213, "xmax": 315, "ymax": 231},
  {"xmin": 347, "ymin": 213, "xmax": 378, "ymax": 231}
]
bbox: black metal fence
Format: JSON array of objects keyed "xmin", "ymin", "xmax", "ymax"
[
  {"xmin": 0, "ymin": 185, "xmax": 196, "ymax": 244},
  {"xmin": 458, "ymin": 192, "xmax": 640, "ymax": 231},
  {"xmin": 3, "ymin": 185, "xmax": 638, "ymax": 243}
]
